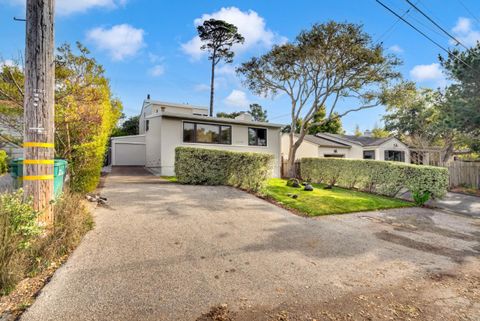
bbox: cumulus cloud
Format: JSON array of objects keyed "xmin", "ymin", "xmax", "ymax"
[
  {"xmin": 86, "ymin": 24, "xmax": 145, "ymax": 61},
  {"xmin": 5, "ymin": 0, "xmax": 127, "ymax": 15},
  {"xmin": 149, "ymin": 65, "xmax": 165, "ymax": 77},
  {"xmin": 410, "ymin": 63, "xmax": 446, "ymax": 87},
  {"xmin": 224, "ymin": 89, "xmax": 250, "ymax": 108},
  {"xmin": 451, "ymin": 17, "xmax": 480, "ymax": 47},
  {"xmin": 388, "ymin": 44, "xmax": 404, "ymax": 53},
  {"xmin": 181, "ymin": 7, "xmax": 285, "ymax": 60}
]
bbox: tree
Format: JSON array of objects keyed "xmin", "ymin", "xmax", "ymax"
[
  {"xmin": 0, "ymin": 43, "xmax": 122, "ymax": 192},
  {"xmin": 282, "ymin": 105, "xmax": 343, "ymax": 134},
  {"xmin": 112, "ymin": 115, "xmax": 139, "ymax": 136},
  {"xmin": 197, "ymin": 19, "xmax": 244, "ymax": 117},
  {"xmin": 354, "ymin": 125, "xmax": 362, "ymax": 137},
  {"xmin": 249, "ymin": 103, "xmax": 268, "ymax": 122},
  {"xmin": 216, "ymin": 111, "xmax": 242, "ymax": 119},
  {"xmin": 383, "ymin": 83, "xmax": 458, "ymax": 162},
  {"xmin": 439, "ymin": 45, "xmax": 480, "ymax": 151},
  {"xmin": 238, "ymin": 22, "xmax": 400, "ymax": 176},
  {"xmin": 371, "ymin": 124, "xmax": 390, "ymax": 138}
]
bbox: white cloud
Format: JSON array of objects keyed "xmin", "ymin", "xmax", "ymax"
[
  {"xmin": 410, "ymin": 63, "xmax": 446, "ymax": 87},
  {"xmin": 194, "ymin": 84, "xmax": 210, "ymax": 92},
  {"xmin": 0, "ymin": 59, "xmax": 15, "ymax": 68},
  {"xmin": 149, "ymin": 64, "xmax": 165, "ymax": 77},
  {"xmin": 181, "ymin": 7, "xmax": 285, "ymax": 60},
  {"xmin": 224, "ymin": 89, "xmax": 250, "ymax": 108},
  {"xmin": 217, "ymin": 64, "xmax": 237, "ymax": 76},
  {"xmin": 5, "ymin": 0, "xmax": 127, "ymax": 15},
  {"xmin": 388, "ymin": 44, "xmax": 404, "ymax": 53},
  {"xmin": 451, "ymin": 17, "xmax": 480, "ymax": 47},
  {"xmin": 86, "ymin": 24, "xmax": 145, "ymax": 61}
]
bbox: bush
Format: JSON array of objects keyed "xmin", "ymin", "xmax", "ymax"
[
  {"xmin": 300, "ymin": 158, "xmax": 448, "ymax": 198},
  {"xmin": 0, "ymin": 150, "xmax": 8, "ymax": 174},
  {"xmin": 0, "ymin": 190, "xmax": 41, "ymax": 294},
  {"xmin": 175, "ymin": 147, "xmax": 274, "ymax": 192}
]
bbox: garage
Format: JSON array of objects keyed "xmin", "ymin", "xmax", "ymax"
[{"xmin": 111, "ymin": 135, "xmax": 146, "ymax": 166}]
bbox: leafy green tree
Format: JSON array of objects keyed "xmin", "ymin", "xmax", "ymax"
[
  {"xmin": 248, "ymin": 103, "xmax": 268, "ymax": 122},
  {"xmin": 371, "ymin": 124, "xmax": 390, "ymax": 138},
  {"xmin": 0, "ymin": 43, "xmax": 122, "ymax": 192},
  {"xmin": 197, "ymin": 19, "xmax": 244, "ymax": 117},
  {"xmin": 112, "ymin": 115, "xmax": 139, "ymax": 137},
  {"xmin": 354, "ymin": 125, "xmax": 362, "ymax": 137},
  {"xmin": 238, "ymin": 21, "xmax": 401, "ymax": 176},
  {"xmin": 216, "ymin": 111, "xmax": 242, "ymax": 119},
  {"xmin": 440, "ymin": 45, "xmax": 480, "ymax": 151},
  {"xmin": 282, "ymin": 105, "xmax": 343, "ymax": 134}
]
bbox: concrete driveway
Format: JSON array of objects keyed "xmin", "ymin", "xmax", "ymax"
[{"xmin": 22, "ymin": 168, "xmax": 480, "ymax": 321}]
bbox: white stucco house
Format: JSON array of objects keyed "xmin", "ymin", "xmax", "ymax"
[
  {"xmin": 281, "ymin": 131, "xmax": 410, "ymax": 163},
  {"xmin": 111, "ymin": 98, "xmax": 283, "ymax": 177}
]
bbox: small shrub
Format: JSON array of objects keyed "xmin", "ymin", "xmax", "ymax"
[
  {"xmin": 0, "ymin": 150, "xmax": 8, "ymax": 174},
  {"xmin": 301, "ymin": 158, "xmax": 448, "ymax": 199},
  {"xmin": 286, "ymin": 178, "xmax": 300, "ymax": 187},
  {"xmin": 0, "ymin": 190, "xmax": 41, "ymax": 294},
  {"xmin": 175, "ymin": 147, "xmax": 274, "ymax": 192},
  {"xmin": 412, "ymin": 190, "xmax": 431, "ymax": 206}
]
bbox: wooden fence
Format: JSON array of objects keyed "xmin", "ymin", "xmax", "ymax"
[{"xmin": 447, "ymin": 161, "xmax": 480, "ymax": 189}]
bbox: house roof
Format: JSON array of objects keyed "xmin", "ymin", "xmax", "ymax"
[
  {"xmin": 301, "ymin": 135, "xmax": 351, "ymax": 148},
  {"xmin": 316, "ymin": 133, "xmax": 394, "ymax": 147},
  {"xmin": 149, "ymin": 111, "xmax": 283, "ymax": 128}
]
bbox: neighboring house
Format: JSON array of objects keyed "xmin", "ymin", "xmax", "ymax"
[
  {"xmin": 112, "ymin": 97, "xmax": 283, "ymax": 177},
  {"xmin": 0, "ymin": 141, "xmax": 22, "ymax": 159},
  {"xmin": 281, "ymin": 131, "xmax": 410, "ymax": 163}
]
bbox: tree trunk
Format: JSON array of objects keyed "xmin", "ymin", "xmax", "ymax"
[
  {"xmin": 287, "ymin": 130, "xmax": 307, "ymax": 178},
  {"xmin": 442, "ymin": 141, "xmax": 455, "ymax": 165},
  {"xmin": 209, "ymin": 58, "xmax": 215, "ymax": 117},
  {"xmin": 24, "ymin": 0, "xmax": 55, "ymax": 225}
]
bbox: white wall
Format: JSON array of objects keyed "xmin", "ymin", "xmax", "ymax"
[
  {"xmin": 152, "ymin": 117, "xmax": 281, "ymax": 177},
  {"xmin": 280, "ymin": 134, "xmax": 318, "ymax": 159},
  {"xmin": 378, "ymin": 138, "xmax": 410, "ymax": 163}
]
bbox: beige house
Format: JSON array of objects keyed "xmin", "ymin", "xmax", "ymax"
[
  {"xmin": 281, "ymin": 132, "xmax": 410, "ymax": 163},
  {"xmin": 112, "ymin": 98, "xmax": 283, "ymax": 177}
]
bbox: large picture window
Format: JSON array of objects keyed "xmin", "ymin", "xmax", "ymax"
[
  {"xmin": 384, "ymin": 150, "xmax": 405, "ymax": 162},
  {"xmin": 183, "ymin": 122, "xmax": 231, "ymax": 144},
  {"xmin": 248, "ymin": 127, "xmax": 267, "ymax": 146}
]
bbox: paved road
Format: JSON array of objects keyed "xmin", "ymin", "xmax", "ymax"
[
  {"xmin": 431, "ymin": 192, "xmax": 480, "ymax": 217},
  {"xmin": 22, "ymin": 167, "xmax": 480, "ymax": 321}
]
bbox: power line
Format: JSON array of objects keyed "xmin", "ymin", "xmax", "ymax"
[
  {"xmin": 376, "ymin": 0, "xmax": 476, "ymax": 72},
  {"xmin": 457, "ymin": 0, "xmax": 480, "ymax": 26},
  {"xmin": 405, "ymin": 0, "xmax": 469, "ymax": 49}
]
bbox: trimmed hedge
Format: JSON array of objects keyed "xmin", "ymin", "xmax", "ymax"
[
  {"xmin": 0, "ymin": 150, "xmax": 8, "ymax": 174},
  {"xmin": 300, "ymin": 158, "xmax": 448, "ymax": 198},
  {"xmin": 175, "ymin": 147, "xmax": 274, "ymax": 192}
]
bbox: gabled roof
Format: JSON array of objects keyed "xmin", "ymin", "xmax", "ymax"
[
  {"xmin": 301, "ymin": 135, "xmax": 351, "ymax": 148},
  {"xmin": 316, "ymin": 133, "xmax": 395, "ymax": 147}
]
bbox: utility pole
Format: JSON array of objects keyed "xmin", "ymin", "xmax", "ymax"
[{"xmin": 23, "ymin": 0, "xmax": 55, "ymax": 224}]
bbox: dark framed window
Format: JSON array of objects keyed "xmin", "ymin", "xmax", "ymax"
[
  {"xmin": 384, "ymin": 150, "xmax": 405, "ymax": 162},
  {"xmin": 145, "ymin": 120, "xmax": 150, "ymax": 131},
  {"xmin": 363, "ymin": 150, "xmax": 375, "ymax": 160},
  {"xmin": 183, "ymin": 122, "xmax": 231, "ymax": 144},
  {"xmin": 248, "ymin": 127, "xmax": 267, "ymax": 146}
]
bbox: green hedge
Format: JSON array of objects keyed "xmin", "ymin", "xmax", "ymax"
[
  {"xmin": 0, "ymin": 150, "xmax": 8, "ymax": 174},
  {"xmin": 300, "ymin": 158, "xmax": 448, "ymax": 198},
  {"xmin": 175, "ymin": 147, "xmax": 274, "ymax": 192}
]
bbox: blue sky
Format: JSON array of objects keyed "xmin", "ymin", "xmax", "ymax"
[{"xmin": 1, "ymin": 0, "xmax": 480, "ymax": 133}]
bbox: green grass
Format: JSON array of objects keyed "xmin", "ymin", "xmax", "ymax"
[
  {"xmin": 161, "ymin": 176, "xmax": 178, "ymax": 183},
  {"xmin": 263, "ymin": 178, "xmax": 413, "ymax": 216}
]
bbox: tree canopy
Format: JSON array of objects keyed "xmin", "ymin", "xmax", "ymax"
[{"xmin": 237, "ymin": 21, "xmax": 401, "ymax": 174}]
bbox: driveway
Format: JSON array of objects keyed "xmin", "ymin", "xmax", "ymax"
[
  {"xmin": 22, "ymin": 168, "xmax": 480, "ymax": 321},
  {"xmin": 431, "ymin": 192, "xmax": 480, "ymax": 217}
]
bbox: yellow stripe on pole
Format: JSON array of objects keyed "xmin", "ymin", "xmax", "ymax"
[
  {"xmin": 22, "ymin": 175, "xmax": 54, "ymax": 181},
  {"xmin": 23, "ymin": 159, "xmax": 54, "ymax": 165},
  {"xmin": 23, "ymin": 142, "xmax": 54, "ymax": 148}
]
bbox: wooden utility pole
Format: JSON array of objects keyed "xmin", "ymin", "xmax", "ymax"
[{"xmin": 23, "ymin": 0, "xmax": 55, "ymax": 224}]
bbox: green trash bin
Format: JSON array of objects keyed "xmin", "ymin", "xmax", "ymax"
[{"xmin": 9, "ymin": 158, "xmax": 68, "ymax": 198}]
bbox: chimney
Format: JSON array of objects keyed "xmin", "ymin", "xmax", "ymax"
[
  {"xmin": 147, "ymin": 94, "xmax": 151, "ymax": 100},
  {"xmin": 364, "ymin": 130, "xmax": 372, "ymax": 137}
]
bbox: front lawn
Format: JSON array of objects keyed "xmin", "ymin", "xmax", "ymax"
[{"xmin": 264, "ymin": 178, "xmax": 413, "ymax": 216}]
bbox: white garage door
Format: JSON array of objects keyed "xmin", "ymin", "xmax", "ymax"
[{"xmin": 113, "ymin": 142, "xmax": 146, "ymax": 166}]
